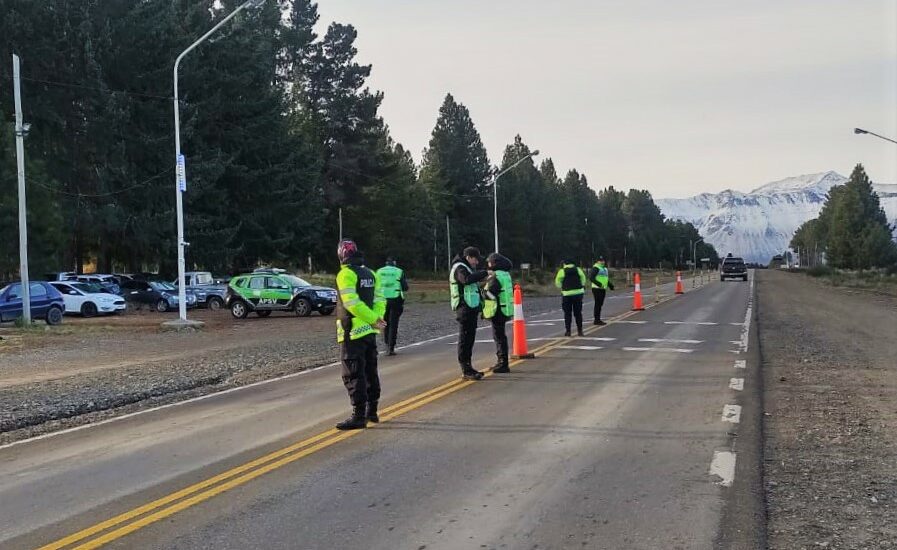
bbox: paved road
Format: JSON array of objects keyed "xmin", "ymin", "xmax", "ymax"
[{"xmin": 1, "ymin": 275, "xmax": 762, "ymax": 550}]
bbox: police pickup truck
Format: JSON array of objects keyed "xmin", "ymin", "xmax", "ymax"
[
  {"xmin": 720, "ymin": 255, "xmax": 748, "ymax": 282},
  {"xmin": 173, "ymin": 271, "xmax": 229, "ymax": 310}
]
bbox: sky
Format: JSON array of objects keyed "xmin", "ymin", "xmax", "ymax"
[{"xmin": 314, "ymin": 0, "xmax": 897, "ymax": 199}]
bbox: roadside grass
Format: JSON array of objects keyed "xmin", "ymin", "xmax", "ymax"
[{"xmin": 799, "ymin": 266, "xmax": 897, "ymax": 296}]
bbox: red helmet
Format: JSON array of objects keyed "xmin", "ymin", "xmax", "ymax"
[{"xmin": 337, "ymin": 239, "xmax": 358, "ymax": 264}]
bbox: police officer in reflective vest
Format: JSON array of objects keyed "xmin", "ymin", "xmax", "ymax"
[
  {"xmin": 376, "ymin": 257, "xmax": 409, "ymax": 356},
  {"xmin": 335, "ymin": 239, "xmax": 387, "ymax": 430},
  {"xmin": 555, "ymin": 259, "xmax": 587, "ymax": 337},
  {"xmin": 587, "ymin": 256, "xmax": 614, "ymax": 326},
  {"xmin": 482, "ymin": 252, "xmax": 514, "ymax": 373},
  {"xmin": 450, "ymin": 247, "xmax": 488, "ymax": 380}
]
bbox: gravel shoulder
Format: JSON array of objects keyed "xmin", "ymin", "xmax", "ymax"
[
  {"xmin": 757, "ymin": 269, "xmax": 897, "ymax": 548},
  {"xmin": 0, "ymin": 295, "xmax": 562, "ymax": 445}
]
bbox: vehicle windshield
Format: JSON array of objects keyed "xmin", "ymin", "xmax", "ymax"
[
  {"xmin": 150, "ymin": 281, "xmax": 176, "ymax": 291},
  {"xmin": 282, "ymin": 275, "xmax": 311, "ymax": 287},
  {"xmin": 72, "ymin": 283, "xmax": 104, "ymax": 293}
]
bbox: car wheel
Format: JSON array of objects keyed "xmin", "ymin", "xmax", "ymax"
[
  {"xmin": 46, "ymin": 306, "xmax": 63, "ymax": 326},
  {"xmin": 319, "ymin": 307, "xmax": 334, "ymax": 316},
  {"xmin": 207, "ymin": 296, "xmax": 223, "ymax": 311},
  {"xmin": 81, "ymin": 302, "xmax": 98, "ymax": 318},
  {"xmin": 231, "ymin": 301, "xmax": 249, "ymax": 319},
  {"xmin": 156, "ymin": 299, "xmax": 169, "ymax": 313},
  {"xmin": 294, "ymin": 297, "xmax": 312, "ymax": 317},
  {"xmin": 256, "ymin": 310, "xmax": 272, "ymax": 317}
]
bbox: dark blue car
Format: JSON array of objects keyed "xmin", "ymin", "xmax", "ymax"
[{"xmin": 0, "ymin": 281, "xmax": 66, "ymax": 325}]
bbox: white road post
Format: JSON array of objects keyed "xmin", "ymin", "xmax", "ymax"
[{"xmin": 13, "ymin": 54, "xmax": 31, "ymax": 325}]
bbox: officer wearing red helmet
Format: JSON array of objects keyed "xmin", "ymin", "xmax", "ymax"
[{"xmin": 335, "ymin": 239, "xmax": 387, "ymax": 430}]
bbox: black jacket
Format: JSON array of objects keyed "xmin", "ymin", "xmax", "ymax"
[
  {"xmin": 484, "ymin": 254, "xmax": 513, "ymax": 297},
  {"xmin": 451, "ymin": 254, "xmax": 487, "ymax": 311}
]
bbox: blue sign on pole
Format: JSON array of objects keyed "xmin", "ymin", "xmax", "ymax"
[{"xmin": 176, "ymin": 154, "xmax": 187, "ymax": 192}]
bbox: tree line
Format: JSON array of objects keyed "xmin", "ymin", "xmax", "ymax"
[
  {"xmin": 1, "ymin": 0, "xmax": 717, "ymax": 279},
  {"xmin": 790, "ymin": 164, "xmax": 897, "ymax": 270}
]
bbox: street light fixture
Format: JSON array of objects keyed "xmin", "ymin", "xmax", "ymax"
[
  {"xmin": 171, "ymin": 0, "xmax": 266, "ymax": 325},
  {"xmin": 490, "ymin": 149, "xmax": 539, "ymax": 253},
  {"xmin": 854, "ymin": 127, "xmax": 897, "ymax": 145}
]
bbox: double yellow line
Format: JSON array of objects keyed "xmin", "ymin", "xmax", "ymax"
[{"xmin": 40, "ymin": 303, "xmax": 659, "ymax": 549}]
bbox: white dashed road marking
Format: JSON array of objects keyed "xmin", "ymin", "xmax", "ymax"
[
  {"xmin": 709, "ymin": 451, "xmax": 737, "ymax": 487},
  {"xmin": 615, "ymin": 320, "xmax": 647, "ymax": 324},
  {"xmin": 574, "ymin": 337, "xmax": 617, "ymax": 342},
  {"xmin": 556, "ymin": 345, "xmax": 604, "ymax": 351},
  {"xmin": 729, "ymin": 378, "xmax": 744, "ymax": 391},
  {"xmin": 721, "ymin": 404, "xmax": 742, "ymax": 423},
  {"xmin": 734, "ymin": 360, "xmax": 746, "ymax": 369},
  {"xmin": 664, "ymin": 321, "xmax": 718, "ymax": 326},
  {"xmin": 638, "ymin": 338, "xmax": 703, "ymax": 345},
  {"xmin": 622, "ymin": 347, "xmax": 695, "ymax": 354}
]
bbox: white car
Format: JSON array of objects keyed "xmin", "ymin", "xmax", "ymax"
[{"xmin": 49, "ymin": 281, "xmax": 127, "ymax": 317}]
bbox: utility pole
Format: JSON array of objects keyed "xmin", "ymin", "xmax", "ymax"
[
  {"xmin": 339, "ymin": 207, "xmax": 343, "ymax": 241},
  {"xmin": 433, "ymin": 225, "xmax": 437, "ymax": 273},
  {"xmin": 445, "ymin": 216, "xmax": 451, "ymax": 270},
  {"xmin": 13, "ymin": 54, "xmax": 31, "ymax": 324}
]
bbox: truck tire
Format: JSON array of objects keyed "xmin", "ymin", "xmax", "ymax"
[{"xmin": 206, "ymin": 296, "xmax": 223, "ymax": 311}]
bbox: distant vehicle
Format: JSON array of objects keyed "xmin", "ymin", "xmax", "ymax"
[
  {"xmin": 121, "ymin": 280, "xmax": 197, "ymax": 312},
  {"xmin": 720, "ymin": 255, "xmax": 749, "ymax": 281},
  {"xmin": 45, "ymin": 272, "xmax": 77, "ymax": 282},
  {"xmin": 0, "ymin": 282, "xmax": 65, "ymax": 325},
  {"xmin": 225, "ymin": 270, "xmax": 337, "ymax": 319},
  {"xmin": 172, "ymin": 271, "xmax": 228, "ymax": 310},
  {"xmin": 49, "ymin": 281, "xmax": 127, "ymax": 317},
  {"xmin": 63, "ymin": 274, "xmax": 122, "ymax": 295}
]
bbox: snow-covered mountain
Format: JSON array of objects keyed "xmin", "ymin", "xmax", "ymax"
[{"xmin": 657, "ymin": 171, "xmax": 897, "ymax": 264}]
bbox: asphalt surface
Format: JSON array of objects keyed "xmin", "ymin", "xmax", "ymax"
[{"xmin": 1, "ymin": 275, "xmax": 761, "ymax": 550}]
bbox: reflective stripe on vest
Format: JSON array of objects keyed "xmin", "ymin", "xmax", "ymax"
[
  {"xmin": 377, "ymin": 265, "xmax": 404, "ymax": 299},
  {"xmin": 483, "ymin": 270, "xmax": 513, "ymax": 319},
  {"xmin": 591, "ymin": 264, "xmax": 609, "ymax": 289},
  {"xmin": 449, "ymin": 262, "xmax": 481, "ymax": 310}
]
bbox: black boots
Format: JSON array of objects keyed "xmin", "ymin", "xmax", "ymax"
[
  {"xmin": 367, "ymin": 401, "xmax": 380, "ymax": 423},
  {"xmin": 336, "ymin": 405, "xmax": 367, "ymax": 430},
  {"xmin": 387, "ymin": 347, "xmax": 396, "ymax": 356},
  {"xmin": 492, "ymin": 362, "xmax": 510, "ymax": 374},
  {"xmin": 461, "ymin": 365, "xmax": 484, "ymax": 380}
]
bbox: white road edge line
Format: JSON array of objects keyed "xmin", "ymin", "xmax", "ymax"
[
  {"xmin": 664, "ymin": 321, "xmax": 718, "ymax": 326},
  {"xmin": 729, "ymin": 378, "xmax": 744, "ymax": 391},
  {"xmin": 722, "ymin": 404, "xmax": 742, "ymax": 423},
  {"xmin": 709, "ymin": 450, "xmax": 736, "ymax": 487},
  {"xmin": 556, "ymin": 345, "xmax": 604, "ymax": 351}
]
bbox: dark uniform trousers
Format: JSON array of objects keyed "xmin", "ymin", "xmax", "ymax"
[
  {"xmin": 592, "ymin": 288, "xmax": 607, "ymax": 322},
  {"xmin": 384, "ymin": 297, "xmax": 404, "ymax": 349},
  {"xmin": 561, "ymin": 294, "xmax": 584, "ymax": 333},
  {"xmin": 341, "ymin": 334, "xmax": 380, "ymax": 408},
  {"xmin": 491, "ymin": 312, "xmax": 509, "ymax": 365},
  {"xmin": 456, "ymin": 306, "xmax": 479, "ymax": 367}
]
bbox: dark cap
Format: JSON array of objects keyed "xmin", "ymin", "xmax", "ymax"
[{"xmin": 463, "ymin": 247, "xmax": 482, "ymax": 259}]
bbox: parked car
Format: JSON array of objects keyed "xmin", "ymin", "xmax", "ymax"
[
  {"xmin": 172, "ymin": 271, "xmax": 228, "ymax": 310},
  {"xmin": 49, "ymin": 281, "xmax": 127, "ymax": 317},
  {"xmin": 63, "ymin": 274, "xmax": 122, "ymax": 295},
  {"xmin": 0, "ymin": 281, "xmax": 65, "ymax": 325},
  {"xmin": 225, "ymin": 269, "xmax": 337, "ymax": 319},
  {"xmin": 45, "ymin": 272, "xmax": 77, "ymax": 282},
  {"xmin": 720, "ymin": 255, "xmax": 749, "ymax": 281},
  {"xmin": 121, "ymin": 280, "xmax": 197, "ymax": 312}
]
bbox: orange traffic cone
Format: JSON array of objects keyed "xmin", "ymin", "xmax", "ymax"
[
  {"xmin": 632, "ymin": 273, "xmax": 645, "ymax": 311},
  {"xmin": 675, "ymin": 271, "xmax": 684, "ymax": 294},
  {"xmin": 511, "ymin": 284, "xmax": 535, "ymax": 359}
]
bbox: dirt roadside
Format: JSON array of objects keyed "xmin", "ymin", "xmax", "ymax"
[{"xmin": 757, "ymin": 269, "xmax": 897, "ymax": 548}]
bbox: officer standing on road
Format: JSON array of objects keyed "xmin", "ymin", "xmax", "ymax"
[
  {"xmin": 555, "ymin": 259, "xmax": 587, "ymax": 337},
  {"xmin": 588, "ymin": 256, "xmax": 614, "ymax": 326},
  {"xmin": 335, "ymin": 239, "xmax": 387, "ymax": 430},
  {"xmin": 450, "ymin": 247, "xmax": 488, "ymax": 380},
  {"xmin": 482, "ymin": 252, "xmax": 514, "ymax": 373},
  {"xmin": 376, "ymin": 257, "xmax": 409, "ymax": 356}
]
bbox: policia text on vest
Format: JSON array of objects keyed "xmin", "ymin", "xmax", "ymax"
[
  {"xmin": 555, "ymin": 262, "xmax": 587, "ymax": 336},
  {"xmin": 376, "ymin": 259, "xmax": 409, "ymax": 356}
]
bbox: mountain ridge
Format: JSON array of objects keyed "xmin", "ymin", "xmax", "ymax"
[{"xmin": 657, "ymin": 171, "xmax": 897, "ymax": 263}]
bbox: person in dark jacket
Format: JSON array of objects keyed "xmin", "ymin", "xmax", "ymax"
[
  {"xmin": 482, "ymin": 252, "xmax": 514, "ymax": 373},
  {"xmin": 587, "ymin": 256, "xmax": 614, "ymax": 325},
  {"xmin": 555, "ymin": 259, "xmax": 587, "ymax": 336},
  {"xmin": 450, "ymin": 247, "xmax": 488, "ymax": 380}
]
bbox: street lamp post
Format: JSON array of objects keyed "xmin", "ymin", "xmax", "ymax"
[
  {"xmin": 692, "ymin": 239, "xmax": 703, "ymax": 271},
  {"xmin": 854, "ymin": 128, "xmax": 897, "ymax": 145},
  {"xmin": 491, "ymin": 150, "xmax": 539, "ymax": 253},
  {"xmin": 171, "ymin": 0, "xmax": 265, "ymax": 325}
]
